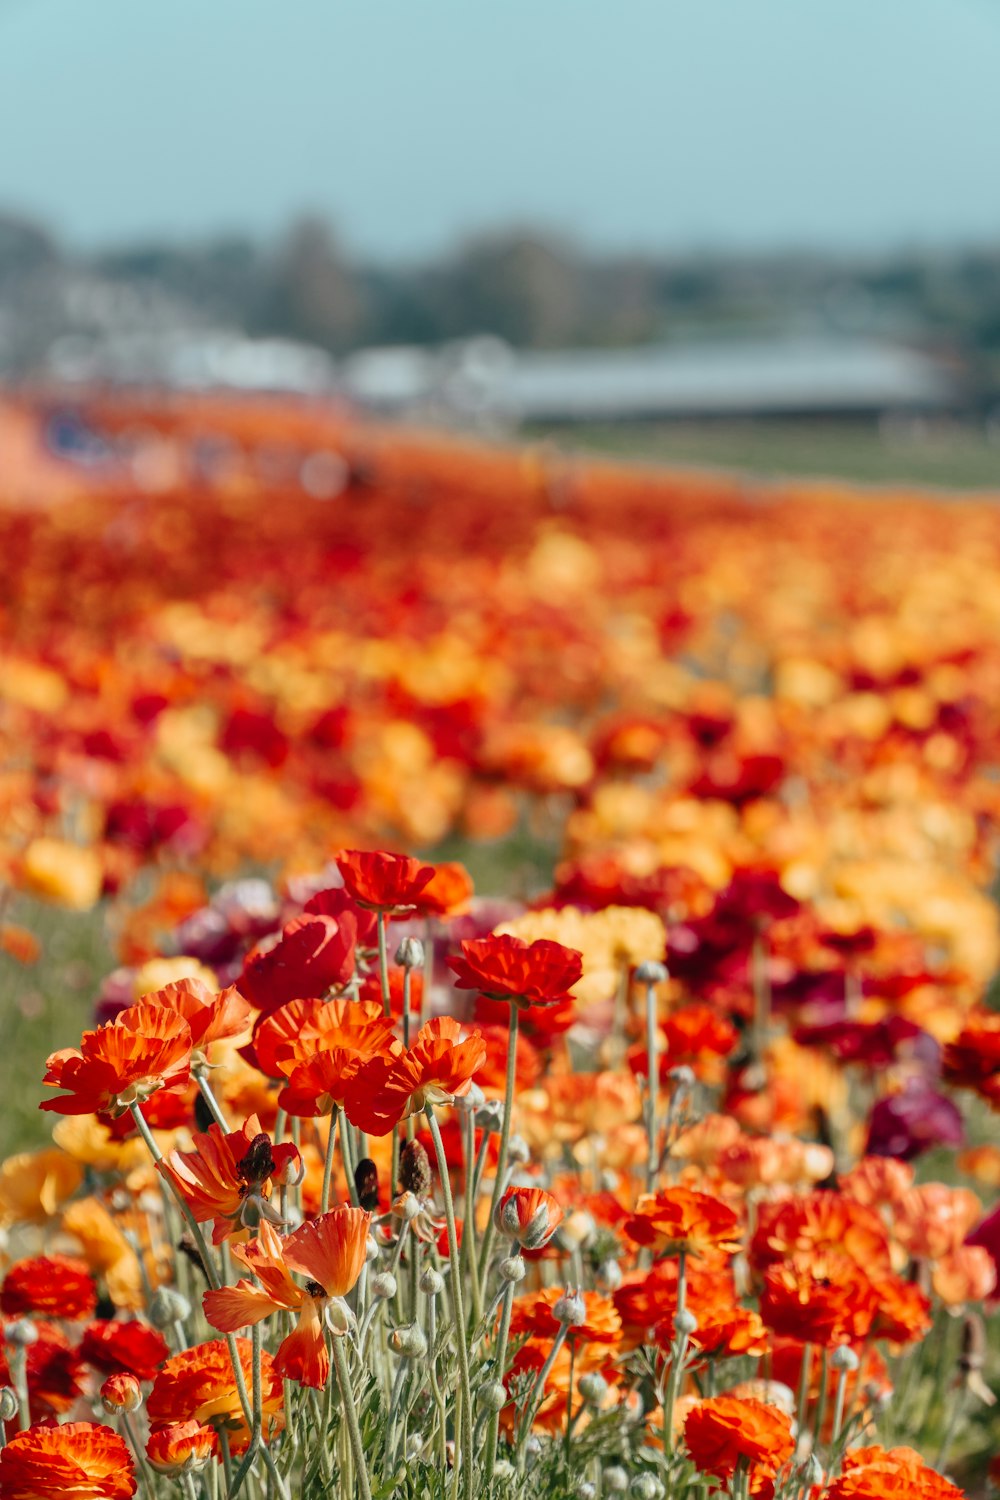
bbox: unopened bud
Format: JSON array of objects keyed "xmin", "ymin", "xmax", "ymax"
[
  {"xmin": 635, "ymin": 961, "xmax": 668, "ymax": 985},
  {"xmin": 801, "ymin": 1455, "xmax": 824, "ymax": 1487},
  {"xmin": 419, "ymin": 1267, "xmax": 445, "ymax": 1297},
  {"xmin": 498, "ymin": 1255, "xmax": 526, "ymax": 1284},
  {"xmin": 399, "ymin": 1140, "xmax": 432, "ymax": 1197},
  {"xmin": 475, "ymin": 1099, "xmax": 504, "ymax": 1133},
  {"xmin": 603, "ymin": 1468, "xmax": 628, "ymax": 1494},
  {"xmin": 354, "ymin": 1158, "xmax": 380, "ymax": 1211},
  {"xmin": 507, "ymin": 1134, "xmax": 530, "ymax": 1166},
  {"xmin": 553, "ymin": 1289, "xmax": 586, "ymax": 1326},
  {"xmin": 578, "ymin": 1372, "xmax": 609, "ymax": 1407},
  {"xmin": 149, "ymin": 1287, "xmax": 192, "ymax": 1329},
  {"xmin": 667, "ymin": 1065, "xmax": 695, "ymax": 1091},
  {"xmin": 455, "ymin": 1082, "xmax": 485, "ymax": 1114},
  {"xmin": 494, "ymin": 1461, "xmax": 515, "ymax": 1482},
  {"xmin": 0, "ymin": 1387, "xmax": 18, "ymax": 1422},
  {"xmin": 4, "ymin": 1321, "xmax": 37, "ymax": 1349},
  {"xmin": 631, "ymin": 1477, "xmax": 663, "ymax": 1500},
  {"xmin": 389, "ymin": 1324, "xmax": 428, "ymax": 1358},
  {"xmin": 397, "ymin": 1191, "xmax": 424, "ymax": 1222},
  {"xmin": 365, "ymin": 1235, "xmax": 380, "ymax": 1264},
  {"xmin": 404, "ymin": 1431, "xmax": 425, "ymax": 1459},
  {"xmin": 101, "ymin": 1373, "xmax": 142, "ymax": 1413},
  {"xmin": 325, "ymin": 1298, "xmax": 356, "ymax": 1335},
  {"xmin": 595, "ymin": 1259, "xmax": 622, "ymax": 1293},
  {"xmin": 480, "ymin": 1381, "xmax": 508, "ymax": 1412},
  {"xmin": 674, "ymin": 1309, "xmax": 698, "ymax": 1338},
  {"xmin": 396, "ymin": 936, "xmax": 425, "ymax": 968},
  {"xmin": 576, "ymin": 1485, "xmax": 597, "ymax": 1500},
  {"xmin": 831, "ymin": 1343, "xmax": 859, "ymax": 1373},
  {"xmin": 370, "ymin": 1272, "xmax": 397, "ymax": 1300},
  {"xmin": 525, "ymin": 1436, "xmax": 542, "ymax": 1461}
]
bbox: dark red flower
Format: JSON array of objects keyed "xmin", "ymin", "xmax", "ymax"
[
  {"xmin": 447, "ymin": 933, "xmax": 583, "ymax": 1009},
  {"xmin": 238, "ymin": 913, "xmax": 357, "ymax": 1014}
]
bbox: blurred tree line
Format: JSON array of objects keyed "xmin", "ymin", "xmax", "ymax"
[{"xmin": 4, "ymin": 209, "xmax": 1000, "ymax": 393}]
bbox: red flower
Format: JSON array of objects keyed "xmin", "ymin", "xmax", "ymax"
[
  {"xmin": 40, "ymin": 1002, "xmax": 193, "ymax": 1118},
  {"xmin": 495, "ymin": 1186, "xmax": 564, "ymax": 1249},
  {"xmin": 146, "ymin": 1421, "xmax": 218, "ymax": 1475},
  {"xmin": 624, "ymin": 1189, "xmax": 742, "ymax": 1260},
  {"xmin": 447, "ymin": 934, "xmax": 583, "ymax": 1009},
  {"xmin": 410, "ymin": 861, "xmax": 475, "ymax": 917},
  {"xmin": 2, "ymin": 1255, "xmax": 96, "ymax": 1322},
  {"xmin": 100, "ymin": 1373, "xmax": 142, "ymax": 1412},
  {"xmin": 147, "ymin": 1339, "xmax": 283, "ymax": 1452},
  {"xmin": 345, "ymin": 1018, "xmax": 488, "ymax": 1136},
  {"xmin": 0, "ymin": 1422, "xmax": 135, "ymax": 1499},
  {"xmin": 684, "ymin": 1396, "xmax": 794, "ymax": 1488},
  {"xmin": 142, "ymin": 978, "xmax": 252, "ymax": 1055},
  {"xmin": 335, "ymin": 849, "xmax": 435, "ymax": 911},
  {"xmin": 760, "ymin": 1253, "xmax": 879, "ymax": 1345},
  {"xmin": 159, "ymin": 1114, "xmax": 301, "ymax": 1243},
  {"xmin": 0, "ymin": 1321, "xmax": 83, "ymax": 1419},
  {"xmin": 238, "ymin": 914, "xmax": 357, "ymax": 1014},
  {"xmin": 827, "ymin": 1445, "xmax": 964, "ymax": 1500},
  {"xmin": 80, "ymin": 1320, "xmax": 171, "ymax": 1381}
]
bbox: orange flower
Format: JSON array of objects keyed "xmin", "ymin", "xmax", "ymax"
[
  {"xmin": 508, "ymin": 1287, "xmax": 622, "ymax": 1347},
  {"xmin": 203, "ymin": 1208, "xmax": 370, "ymax": 1388},
  {"xmin": 684, "ymin": 1396, "xmax": 794, "ymax": 1489},
  {"xmin": 0, "ymin": 1421, "xmax": 135, "ymax": 1499},
  {"xmin": 40, "ymin": 1002, "xmax": 193, "ymax": 1118},
  {"xmin": 760, "ymin": 1252, "xmax": 878, "ymax": 1346},
  {"xmin": 159, "ymin": 1114, "xmax": 300, "ymax": 1243},
  {"xmin": 839, "ymin": 1157, "xmax": 914, "ymax": 1210},
  {"xmin": 248, "ymin": 996, "xmax": 393, "ymax": 1078},
  {"xmin": 2, "ymin": 1255, "xmax": 97, "ymax": 1322},
  {"xmin": 147, "ymin": 1338, "xmax": 283, "ymax": 1450},
  {"xmin": 624, "ymin": 1188, "xmax": 741, "ymax": 1260},
  {"xmin": 0, "ymin": 1321, "xmax": 83, "ymax": 1419},
  {"xmin": 892, "ymin": 1184, "xmax": 982, "ymax": 1261},
  {"xmin": 140, "ymin": 977, "xmax": 252, "ymax": 1058},
  {"xmin": 494, "ymin": 1186, "xmax": 564, "ymax": 1249},
  {"xmin": 335, "ymin": 849, "xmax": 435, "ymax": 911},
  {"xmin": 750, "ymin": 1191, "xmax": 891, "ymax": 1275},
  {"xmin": 273, "ymin": 1002, "xmax": 401, "ymax": 1116},
  {"xmin": 146, "ymin": 1421, "xmax": 218, "ymax": 1475},
  {"xmin": 411, "ymin": 861, "xmax": 475, "ymax": 917},
  {"xmin": 827, "ymin": 1444, "xmax": 964, "ymax": 1499},
  {"xmin": 80, "ymin": 1319, "xmax": 170, "ymax": 1381},
  {"xmin": 345, "ymin": 1017, "xmax": 487, "ymax": 1136},
  {"xmin": 931, "ymin": 1245, "xmax": 996, "ymax": 1308},
  {"xmin": 100, "ymin": 1372, "xmax": 142, "ymax": 1412},
  {"xmin": 447, "ymin": 933, "xmax": 583, "ymax": 1009},
  {"xmin": 867, "ymin": 1274, "xmax": 932, "ymax": 1344}
]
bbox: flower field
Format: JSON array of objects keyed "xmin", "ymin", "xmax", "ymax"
[{"xmin": 0, "ymin": 392, "xmax": 998, "ymax": 1497}]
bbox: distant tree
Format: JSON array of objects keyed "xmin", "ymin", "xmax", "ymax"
[
  {"xmin": 435, "ymin": 231, "xmax": 583, "ymax": 347},
  {"xmin": 257, "ymin": 217, "xmax": 368, "ymax": 352}
]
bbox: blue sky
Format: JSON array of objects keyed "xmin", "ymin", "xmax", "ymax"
[{"xmin": 1, "ymin": 0, "xmax": 998, "ymax": 259}]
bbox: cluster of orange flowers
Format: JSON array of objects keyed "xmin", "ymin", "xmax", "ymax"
[{"xmin": 1, "ymin": 398, "xmax": 999, "ymax": 1496}]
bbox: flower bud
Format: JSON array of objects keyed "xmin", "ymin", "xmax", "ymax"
[
  {"xmin": 0, "ymin": 1387, "xmax": 19, "ymax": 1422},
  {"xmin": 404, "ymin": 1431, "xmax": 425, "ymax": 1459},
  {"xmin": 365, "ymin": 1234, "xmax": 381, "ymax": 1264},
  {"xmin": 419, "ymin": 1267, "xmax": 445, "ymax": 1297},
  {"xmin": 397, "ymin": 1191, "xmax": 424, "ymax": 1222},
  {"xmin": 475, "ymin": 1099, "xmax": 504, "ymax": 1133},
  {"xmin": 4, "ymin": 1321, "xmax": 37, "ymax": 1349},
  {"xmin": 595, "ymin": 1259, "xmax": 622, "ymax": 1293},
  {"xmin": 493, "ymin": 1461, "xmax": 515, "ymax": 1482},
  {"xmin": 480, "ymin": 1380, "xmax": 508, "ymax": 1412},
  {"xmin": 578, "ymin": 1372, "xmax": 609, "ymax": 1407},
  {"xmin": 507, "ymin": 1134, "xmax": 531, "ymax": 1166},
  {"xmin": 149, "ymin": 1287, "xmax": 192, "ymax": 1329},
  {"xmin": 398, "ymin": 1140, "xmax": 432, "ymax": 1198},
  {"xmin": 370, "ymin": 1272, "xmax": 398, "ymax": 1300},
  {"xmin": 635, "ymin": 961, "xmax": 668, "ymax": 985},
  {"xmin": 553, "ymin": 1289, "xmax": 586, "ymax": 1326},
  {"xmin": 101, "ymin": 1373, "xmax": 142, "ymax": 1414},
  {"xmin": 667, "ymin": 1065, "xmax": 695, "ymax": 1091},
  {"xmin": 498, "ymin": 1255, "xmax": 526, "ymax": 1284},
  {"xmin": 395, "ymin": 936, "xmax": 425, "ymax": 969},
  {"xmin": 674, "ymin": 1309, "xmax": 698, "ymax": 1338},
  {"xmin": 603, "ymin": 1468, "xmax": 629, "ymax": 1494},
  {"xmin": 273, "ymin": 1149, "xmax": 305, "ymax": 1188},
  {"xmin": 801, "ymin": 1455, "xmax": 824, "ymax": 1487},
  {"xmin": 455, "ymin": 1082, "xmax": 486, "ymax": 1115},
  {"xmin": 525, "ymin": 1436, "xmax": 542, "ymax": 1461},
  {"xmin": 575, "ymin": 1485, "xmax": 597, "ymax": 1500},
  {"xmin": 831, "ymin": 1343, "xmax": 859, "ymax": 1373},
  {"xmin": 631, "ymin": 1477, "xmax": 663, "ymax": 1500},
  {"xmin": 354, "ymin": 1158, "xmax": 380, "ymax": 1212},
  {"xmin": 389, "ymin": 1324, "xmax": 428, "ymax": 1358}
]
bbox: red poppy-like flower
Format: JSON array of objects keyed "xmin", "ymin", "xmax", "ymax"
[
  {"xmin": 358, "ymin": 966, "xmax": 423, "ymax": 1017},
  {"xmin": 146, "ymin": 1421, "xmax": 218, "ymax": 1475},
  {"xmin": 760, "ymin": 1253, "xmax": 879, "ymax": 1346},
  {"xmin": 159, "ymin": 1115, "xmax": 301, "ymax": 1243},
  {"xmin": 0, "ymin": 1321, "xmax": 83, "ymax": 1419},
  {"xmin": 2, "ymin": 1255, "xmax": 97, "ymax": 1322},
  {"xmin": 335, "ymin": 849, "xmax": 435, "ymax": 911},
  {"xmin": 80, "ymin": 1319, "xmax": 171, "ymax": 1382},
  {"xmin": 40, "ymin": 1002, "xmax": 193, "ymax": 1117},
  {"xmin": 147, "ymin": 1338, "xmax": 283, "ymax": 1450},
  {"xmin": 495, "ymin": 1186, "xmax": 564, "ymax": 1249},
  {"xmin": 0, "ymin": 1421, "xmax": 136, "ymax": 1499},
  {"xmin": 345, "ymin": 1017, "xmax": 488, "ymax": 1136},
  {"xmin": 141, "ymin": 978, "xmax": 252, "ymax": 1057},
  {"xmin": 827, "ymin": 1445, "xmax": 964, "ymax": 1500},
  {"xmin": 655, "ymin": 1300, "xmax": 769, "ymax": 1363},
  {"xmin": 867, "ymin": 1275, "xmax": 933, "ymax": 1345},
  {"xmin": 624, "ymin": 1188, "xmax": 742, "ymax": 1260},
  {"xmin": 203, "ymin": 1209, "xmax": 370, "ymax": 1388},
  {"xmin": 248, "ymin": 997, "xmax": 396, "ymax": 1079},
  {"xmin": 238, "ymin": 914, "xmax": 357, "ymax": 1014},
  {"xmin": 447, "ymin": 933, "xmax": 583, "ymax": 1009},
  {"xmin": 303, "ymin": 885, "xmax": 377, "ymax": 946},
  {"xmin": 942, "ymin": 1012, "xmax": 1000, "ymax": 1104},
  {"xmin": 684, "ymin": 1396, "xmax": 794, "ymax": 1488},
  {"xmin": 100, "ymin": 1372, "xmax": 142, "ymax": 1412},
  {"xmin": 508, "ymin": 1287, "xmax": 621, "ymax": 1346}
]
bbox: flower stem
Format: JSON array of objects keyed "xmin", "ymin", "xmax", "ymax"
[
  {"xmin": 129, "ymin": 1102, "xmax": 221, "ymax": 1291},
  {"xmin": 478, "ymin": 1001, "xmax": 519, "ymax": 1283},
  {"xmin": 321, "ymin": 1112, "xmax": 338, "ymax": 1213},
  {"xmin": 228, "ymin": 1320, "xmax": 262, "ymax": 1498},
  {"xmin": 377, "ymin": 912, "xmax": 391, "ymax": 1017},
  {"xmin": 194, "ymin": 1069, "xmax": 230, "ymax": 1131},
  {"xmin": 661, "ymin": 1249, "xmax": 688, "ymax": 1456},
  {"xmin": 644, "ymin": 976, "xmax": 660, "ymax": 1193},
  {"xmin": 426, "ymin": 1104, "xmax": 476, "ymax": 1500},
  {"xmin": 483, "ymin": 1278, "xmax": 515, "ymax": 1493},
  {"xmin": 332, "ymin": 1335, "xmax": 373, "ymax": 1500}
]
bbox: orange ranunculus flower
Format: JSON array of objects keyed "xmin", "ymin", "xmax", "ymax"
[
  {"xmin": 839, "ymin": 1156, "xmax": 914, "ymax": 1210},
  {"xmin": 247, "ymin": 996, "xmax": 394, "ymax": 1078},
  {"xmin": 683, "ymin": 1396, "xmax": 794, "ymax": 1489},
  {"xmin": 140, "ymin": 977, "xmax": 252, "ymax": 1058},
  {"xmin": 892, "ymin": 1183, "xmax": 982, "ymax": 1261},
  {"xmin": 40, "ymin": 1002, "xmax": 193, "ymax": 1118},
  {"xmin": 273, "ymin": 1002, "xmax": 402, "ymax": 1116},
  {"xmin": 0, "ymin": 1147, "xmax": 83, "ymax": 1224},
  {"xmin": 623, "ymin": 1188, "xmax": 741, "ymax": 1260},
  {"xmin": 203, "ymin": 1208, "xmax": 370, "ymax": 1388},
  {"xmin": 1, "ymin": 1254, "xmax": 97, "ymax": 1322},
  {"xmin": 447, "ymin": 933, "xmax": 584, "ymax": 1009},
  {"xmin": 655, "ymin": 1299, "xmax": 769, "ymax": 1363},
  {"xmin": 335, "ymin": 849, "xmax": 435, "ymax": 911},
  {"xmin": 507, "ymin": 1287, "xmax": 621, "ymax": 1347},
  {"xmin": 344, "ymin": 1017, "xmax": 487, "ymax": 1136},
  {"xmin": 749, "ymin": 1191, "xmax": 892, "ymax": 1275},
  {"xmin": 931, "ymin": 1245, "xmax": 996, "ymax": 1308},
  {"xmin": 827, "ymin": 1444, "xmax": 964, "ymax": 1500},
  {"xmin": 494, "ymin": 1186, "xmax": 564, "ymax": 1249},
  {"xmin": 760, "ymin": 1253, "xmax": 879, "ymax": 1346},
  {"xmin": 410, "ymin": 860, "xmax": 475, "ymax": 917},
  {"xmin": 80, "ymin": 1319, "xmax": 171, "ymax": 1381},
  {"xmin": 0, "ymin": 1421, "xmax": 135, "ymax": 1499},
  {"xmin": 147, "ymin": 1338, "xmax": 283, "ymax": 1450},
  {"xmin": 100, "ymin": 1372, "xmax": 142, "ymax": 1413},
  {"xmin": 146, "ymin": 1421, "xmax": 218, "ymax": 1474},
  {"xmin": 159, "ymin": 1114, "xmax": 301, "ymax": 1244},
  {"xmin": 867, "ymin": 1274, "xmax": 932, "ymax": 1344}
]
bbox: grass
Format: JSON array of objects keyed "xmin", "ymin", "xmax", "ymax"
[{"xmin": 539, "ymin": 418, "xmax": 1000, "ymax": 492}]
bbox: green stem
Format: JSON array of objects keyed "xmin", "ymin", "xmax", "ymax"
[
  {"xmin": 195, "ymin": 1069, "xmax": 230, "ymax": 1131},
  {"xmin": 462, "ymin": 1109, "xmax": 483, "ymax": 1324},
  {"xmin": 427, "ymin": 1105, "xmax": 476, "ymax": 1500},
  {"xmin": 662, "ymin": 1249, "xmax": 688, "ymax": 1456},
  {"xmin": 332, "ymin": 1336, "xmax": 374, "ymax": 1500},
  {"xmin": 321, "ymin": 1112, "xmax": 338, "ymax": 1214},
  {"xmin": 122, "ymin": 1409, "xmax": 157, "ymax": 1493},
  {"xmin": 644, "ymin": 977, "xmax": 660, "ymax": 1193},
  {"xmin": 129, "ymin": 1102, "xmax": 221, "ymax": 1291},
  {"xmin": 338, "ymin": 1106, "xmax": 361, "ymax": 1206},
  {"xmin": 483, "ymin": 1279, "xmax": 516, "ymax": 1493},
  {"xmin": 478, "ymin": 1001, "xmax": 519, "ymax": 1283},
  {"xmin": 377, "ymin": 912, "xmax": 391, "ymax": 1017},
  {"xmin": 796, "ymin": 1343, "xmax": 814, "ymax": 1434},
  {"xmin": 228, "ymin": 1320, "xmax": 262, "ymax": 1498}
]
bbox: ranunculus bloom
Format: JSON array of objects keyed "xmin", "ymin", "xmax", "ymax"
[
  {"xmin": 508, "ymin": 1287, "xmax": 621, "ymax": 1346},
  {"xmin": 147, "ymin": 1339, "xmax": 283, "ymax": 1450},
  {"xmin": 140, "ymin": 977, "xmax": 252, "ymax": 1058},
  {"xmin": 624, "ymin": 1188, "xmax": 741, "ymax": 1260},
  {"xmin": 100, "ymin": 1372, "xmax": 142, "ymax": 1413},
  {"xmin": 335, "ymin": 849, "xmax": 435, "ymax": 911},
  {"xmin": 892, "ymin": 1183, "xmax": 983, "ymax": 1261},
  {"xmin": 80, "ymin": 1319, "xmax": 171, "ymax": 1381},
  {"xmin": 409, "ymin": 861, "xmax": 475, "ymax": 917},
  {"xmin": 40, "ymin": 1003, "xmax": 193, "ymax": 1118},
  {"xmin": 684, "ymin": 1395, "xmax": 794, "ymax": 1487},
  {"xmin": 344, "ymin": 1017, "xmax": 488, "ymax": 1136},
  {"xmin": 0, "ymin": 1320, "xmax": 83, "ymax": 1419},
  {"xmin": 942, "ymin": 1011, "xmax": 1000, "ymax": 1104},
  {"xmin": 750, "ymin": 1192, "xmax": 892, "ymax": 1275},
  {"xmin": 495, "ymin": 1186, "xmax": 564, "ymax": 1249},
  {"xmin": 827, "ymin": 1444, "xmax": 964, "ymax": 1500},
  {"xmin": 247, "ymin": 997, "xmax": 397, "ymax": 1079},
  {"xmin": 447, "ymin": 933, "xmax": 584, "ymax": 1008},
  {"xmin": 865, "ymin": 1078, "xmax": 964, "ymax": 1161},
  {"xmin": 238, "ymin": 914, "xmax": 357, "ymax": 1014},
  {"xmin": 0, "ymin": 1421, "xmax": 136, "ymax": 1499},
  {"xmin": 1, "ymin": 1255, "xmax": 97, "ymax": 1322},
  {"xmin": 146, "ymin": 1421, "xmax": 218, "ymax": 1475},
  {"xmin": 159, "ymin": 1114, "xmax": 301, "ymax": 1244},
  {"xmin": 760, "ymin": 1253, "xmax": 879, "ymax": 1346}
]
